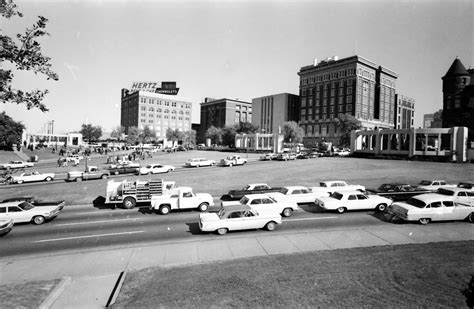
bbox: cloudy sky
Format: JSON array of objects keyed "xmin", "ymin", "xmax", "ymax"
[{"xmin": 2, "ymin": 0, "xmax": 473, "ymax": 134}]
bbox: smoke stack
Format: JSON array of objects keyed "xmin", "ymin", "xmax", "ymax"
[{"xmin": 313, "ymin": 58, "xmax": 318, "ymax": 66}]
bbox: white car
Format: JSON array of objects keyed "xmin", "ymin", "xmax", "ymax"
[
  {"xmin": 8, "ymin": 171, "xmax": 55, "ymax": 184},
  {"xmin": 185, "ymin": 158, "xmax": 216, "ymax": 167},
  {"xmin": 222, "ymin": 193, "xmax": 299, "ymax": 217},
  {"xmin": 199, "ymin": 204, "xmax": 282, "ymax": 235},
  {"xmin": 220, "ymin": 155, "xmax": 247, "ymax": 167},
  {"xmin": 139, "ymin": 163, "xmax": 175, "ymax": 175},
  {"xmin": 1, "ymin": 161, "xmax": 35, "ymax": 169},
  {"xmin": 0, "ymin": 201, "xmax": 63, "ymax": 225},
  {"xmin": 389, "ymin": 193, "xmax": 474, "ymax": 224},
  {"xmin": 315, "ymin": 190, "xmax": 392, "ymax": 213},
  {"xmin": 417, "ymin": 180, "xmax": 455, "ymax": 191},
  {"xmin": 436, "ymin": 188, "xmax": 474, "ymax": 206},
  {"xmin": 269, "ymin": 186, "xmax": 330, "ymax": 204},
  {"xmin": 311, "ymin": 180, "xmax": 365, "ymax": 195},
  {"xmin": 0, "ymin": 218, "xmax": 14, "ymax": 236}
]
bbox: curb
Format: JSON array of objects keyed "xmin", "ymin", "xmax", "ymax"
[
  {"xmin": 39, "ymin": 276, "xmax": 72, "ymax": 309},
  {"xmin": 106, "ymin": 271, "xmax": 127, "ymax": 307}
]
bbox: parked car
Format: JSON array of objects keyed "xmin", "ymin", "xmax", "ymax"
[
  {"xmin": 0, "ymin": 218, "xmax": 14, "ymax": 236},
  {"xmin": 314, "ymin": 190, "xmax": 392, "ymax": 213},
  {"xmin": 365, "ymin": 183, "xmax": 432, "ymax": 201},
  {"xmin": 417, "ymin": 180, "xmax": 455, "ymax": 191},
  {"xmin": 271, "ymin": 186, "xmax": 329, "ymax": 204},
  {"xmin": 220, "ymin": 183, "xmax": 285, "ymax": 201},
  {"xmin": 7, "ymin": 171, "xmax": 55, "ymax": 184},
  {"xmin": 220, "ymin": 155, "xmax": 247, "ymax": 167},
  {"xmin": 185, "ymin": 158, "xmax": 216, "ymax": 167},
  {"xmin": 138, "ymin": 163, "xmax": 175, "ymax": 175},
  {"xmin": 1, "ymin": 161, "xmax": 35, "ymax": 169},
  {"xmin": 0, "ymin": 201, "xmax": 63, "ymax": 225},
  {"xmin": 199, "ymin": 204, "xmax": 282, "ymax": 235},
  {"xmin": 260, "ymin": 153, "xmax": 278, "ymax": 161},
  {"xmin": 388, "ymin": 193, "xmax": 474, "ymax": 224},
  {"xmin": 436, "ymin": 188, "xmax": 474, "ymax": 206},
  {"xmin": 276, "ymin": 152, "xmax": 297, "ymax": 161},
  {"xmin": 311, "ymin": 181, "xmax": 366, "ymax": 196},
  {"xmin": 222, "ymin": 193, "xmax": 299, "ymax": 217},
  {"xmin": 108, "ymin": 164, "xmax": 140, "ymax": 175}
]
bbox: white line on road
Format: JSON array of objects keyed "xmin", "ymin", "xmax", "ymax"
[
  {"xmin": 34, "ymin": 231, "xmax": 145, "ymax": 243},
  {"xmin": 54, "ymin": 218, "xmax": 140, "ymax": 226},
  {"xmin": 283, "ymin": 217, "xmax": 338, "ymax": 222}
]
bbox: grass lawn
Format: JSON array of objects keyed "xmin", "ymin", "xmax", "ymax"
[
  {"xmin": 113, "ymin": 241, "xmax": 474, "ymax": 308},
  {"xmin": 0, "ymin": 279, "xmax": 61, "ymax": 308}
]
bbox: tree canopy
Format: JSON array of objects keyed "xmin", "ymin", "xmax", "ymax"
[
  {"xmin": 0, "ymin": 111, "xmax": 24, "ymax": 150},
  {"xmin": 80, "ymin": 124, "xmax": 102, "ymax": 143},
  {"xmin": 110, "ymin": 126, "xmax": 125, "ymax": 141},
  {"xmin": 139, "ymin": 126, "xmax": 156, "ymax": 144},
  {"xmin": 205, "ymin": 126, "xmax": 222, "ymax": 145},
  {"xmin": 125, "ymin": 126, "xmax": 139, "ymax": 145},
  {"xmin": 334, "ymin": 113, "xmax": 362, "ymax": 147},
  {"xmin": 281, "ymin": 121, "xmax": 304, "ymax": 144},
  {"xmin": 1, "ymin": 0, "xmax": 59, "ymax": 112}
]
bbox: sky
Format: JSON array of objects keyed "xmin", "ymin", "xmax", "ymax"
[{"xmin": 1, "ymin": 0, "xmax": 473, "ymax": 134}]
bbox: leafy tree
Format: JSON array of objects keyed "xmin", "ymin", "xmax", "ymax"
[
  {"xmin": 334, "ymin": 113, "xmax": 362, "ymax": 147},
  {"xmin": 139, "ymin": 126, "xmax": 156, "ymax": 144},
  {"xmin": 282, "ymin": 121, "xmax": 304, "ymax": 144},
  {"xmin": 110, "ymin": 126, "xmax": 125, "ymax": 141},
  {"xmin": 221, "ymin": 126, "xmax": 237, "ymax": 147},
  {"xmin": 1, "ymin": 0, "xmax": 59, "ymax": 112},
  {"xmin": 80, "ymin": 124, "xmax": 102, "ymax": 143},
  {"xmin": 0, "ymin": 111, "xmax": 24, "ymax": 150},
  {"xmin": 125, "ymin": 126, "xmax": 139, "ymax": 145},
  {"xmin": 236, "ymin": 121, "xmax": 259, "ymax": 134},
  {"xmin": 181, "ymin": 130, "xmax": 196, "ymax": 147},
  {"xmin": 166, "ymin": 128, "xmax": 183, "ymax": 146},
  {"xmin": 205, "ymin": 126, "xmax": 222, "ymax": 145}
]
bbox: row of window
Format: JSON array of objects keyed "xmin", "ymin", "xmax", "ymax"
[
  {"xmin": 137, "ymin": 97, "xmax": 192, "ymax": 109},
  {"xmin": 139, "ymin": 113, "xmax": 190, "ymax": 121},
  {"xmin": 301, "ymin": 96, "xmax": 354, "ymax": 107},
  {"xmin": 300, "ymin": 68, "xmax": 358, "ymax": 85},
  {"xmin": 139, "ymin": 106, "xmax": 190, "ymax": 115}
]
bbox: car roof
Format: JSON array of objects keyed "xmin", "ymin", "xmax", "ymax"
[
  {"xmin": 222, "ymin": 204, "xmax": 252, "ymax": 212},
  {"xmin": 0, "ymin": 201, "xmax": 24, "ymax": 207},
  {"xmin": 332, "ymin": 190, "xmax": 364, "ymax": 195},
  {"xmin": 408, "ymin": 193, "xmax": 452, "ymax": 203},
  {"xmin": 284, "ymin": 186, "xmax": 308, "ymax": 190},
  {"xmin": 242, "ymin": 194, "xmax": 274, "ymax": 199}
]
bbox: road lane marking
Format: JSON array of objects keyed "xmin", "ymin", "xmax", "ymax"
[
  {"xmin": 54, "ymin": 218, "xmax": 140, "ymax": 226},
  {"xmin": 34, "ymin": 231, "xmax": 145, "ymax": 243},
  {"xmin": 283, "ymin": 217, "xmax": 338, "ymax": 222}
]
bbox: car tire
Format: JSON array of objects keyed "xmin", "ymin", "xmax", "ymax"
[
  {"xmin": 196, "ymin": 165, "xmax": 200, "ymax": 168},
  {"xmin": 336, "ymin": 207, "xmax": 346, "ymax": 214},
  {"xmin": 198, "ymin": 202, "xmax": 209, "ymax": 212},
  {"xmin": 122, "ymin": 197, "xmax": 136, "ymax": 209},
  {"xmin": 265, "ymin": 221, "xmax": 276, "ymax": 231},
  {"xmin": 282, "ymin": 208, "xmax": 293, "ymax": 217},
  {"xmin": 167, "ymin": 169, "xmax": 171, "ymax": 173},
  {"xmin": 101, "ymin": 174, "xmax": 108, "ymax": 179},
  {"xmin": 76, "ymin": 178, "xmax": 82, "ymax": 182},
  {"xmin": 17, "ymin": 180, "xmax": 23, "ymax": 184},
  {"xmin": 216, "ymin": 228, "xmax": 228, "ymax": 235},
  {"xmin": 159, "ymin": 205, "xmax": 171, "ymax": 215},
  {"xmin": 419, "ymin": 218, "xmax": 430, "ymax": 225},
  {"xmin": 467, "ymin": 213, "xmax": 474, "ymax": 223},
  {"xmin": 115, "ymin": 171, "xmax": 119, "ymax": 175},
  {"xmin": 376, "ymin": 203, "xmax": 387, "ymax": 212},
  {"xmin": 45, "ymin": 177, "xmax": 52, "ymax": 182},
  {"xmin": 229, "ymin": 163, "xmax": 233, "ymax": 167},
  {"xmin": 33, "ymin": 215, "xmax": 45, "ymax": 225}
]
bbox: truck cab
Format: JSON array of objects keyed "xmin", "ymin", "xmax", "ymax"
[{"xmin": 150, "ymin": 187, "xmax": 214, "ymax": 215}]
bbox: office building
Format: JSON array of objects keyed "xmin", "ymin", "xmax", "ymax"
[
  {"xmin": 198, "ymin": 98, "xmax": 252, "ymax": 143},
  {"xmin": 395, "ymin": 94, "xmax": 415, "ymax": 129},
  {"xmin": 251, "ymin": 93, "xmax": 299, "ymax": 134},
  {"xmin": 298, "ymin": 55, "xmax": 398, "ymax": 145}
]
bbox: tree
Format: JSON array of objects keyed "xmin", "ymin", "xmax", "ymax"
[
  {"xmin": 282, "ymin": 121, "xmax": 304, "ymax": 144},
  {"xmin": 79, "ymin": 124, "xmax": 102, "ymax": 143},
  {"xmin": 221, "ymin": 126, "xmax": 237, "ymax": 147},
  {"xmin": 0, "ymin": 111, "xmax": 24, "ymax": 150},
  {"xmin": 1, "ymin": 0, "xmax": 59, "ymax": 112},
  {"xmin": 181, "ymin": 130, "xmax": 196, "ymax": 148},
  {"xmin": 334, "ymin": 113, "xmax": 362, "ymax": 147},
  {"xmin": 236, "ymin": 121, "xmax": 259, "ymax": 134},
  {"xmin": 166, "ymin": 128, "xmax": 183, "ymax": 146},
  {"xmin": 139, "ymin": 126, "xmax": 156, "ymax": 144},
  {"xmin": 110, "ymin": 126, "xmax": 125, "ymax": 141},
  {"xmin": 205, "ymin": 126, "xmax": 222, "ymax": 145},
  {"xmin": 125, "ymin": 126, "xmax": 139, "ymax": 145}
]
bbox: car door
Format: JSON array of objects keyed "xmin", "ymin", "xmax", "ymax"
[
  {"xmin": 426, "ymin": 201, "xmax": 445, "ymax": 221},
  {"xmin": 153, "ymin": 165, "xmax": 165, "ymax": 174},
  {"xmin": 178, "ymin": 192, "xmax": 196, "ymax": 209},
  {"xmin": 225, "ymin": 211, "xmax": 246, "ymax": 231},
  {"xmin": 455, "ymin": 191, "xmax": 472, "ymax": 206},
  {"xmin": 7, "ymin": 206, "xmax": 29, "ymax": 223},
  {"xmin": 356, "ymin": 194, "xmax": 370, "ymax": 209},
  {"xmin": 346, "ymin": 194, "xmax": 358, "ymax": 210}
]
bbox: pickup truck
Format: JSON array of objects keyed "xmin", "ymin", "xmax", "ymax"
[
  {"xmin": 150, "ymin": 187, "xmax": 214, "ymax": 215},
  {"xmin": 311, "ymin": 181, "xmax": 365, "ymax": 196},
  {"xmin": 365, "ymin": 183, "xmax": 431, "ymax": 201},
  {"xmin": 220, "ymin": 183, "xmax": 284, "ymax": 201},
  {"xmin": 66, "ymin": 166, "xmax": 110, "ymax": 182},
  {"xmin": 220, "ymin": 155, "xmax": 247, "ymax": 167}
]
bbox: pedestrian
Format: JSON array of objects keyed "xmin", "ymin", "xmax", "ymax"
[{"xmin": 57, "ymin": 158, "xmax": 61, "ymax": 167}]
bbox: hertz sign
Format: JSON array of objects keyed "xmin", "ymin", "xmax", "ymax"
[{"xmin": 130, "ymin": 81, "xmax": 179, "ymax": 95}]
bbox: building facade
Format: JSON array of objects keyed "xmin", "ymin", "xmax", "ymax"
[
  {"xmin": 298, "ymin": 55, "xmax": 398, "ymax": 145},
  {"xmin": 198, "ymin": 98, "xmax": 252, "ymax": 143},
  {"xmin": 394, "ymin": 94, "xmax": 415, "ymax": 129},
  {"xmin": 251, "ymin": 93, "xmax": 299, "ymax": 134},
  {"xmin": 423, "ymin": 110, "xmax": 443, "ymax": 128},
  {"xmin": 442, "ymin": 58, "xmax": 474, "ymax": 140},
  {"xmin": 120, "ymin": 87, "xmax": 193, "ymax": 139}
]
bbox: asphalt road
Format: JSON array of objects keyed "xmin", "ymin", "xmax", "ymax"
[{"xmin": 0, "ymin": 202, "xmax": 391, "ymax": 258}]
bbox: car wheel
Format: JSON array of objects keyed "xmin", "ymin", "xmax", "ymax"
[
  {"xmin": 265, "ymin": 221, "xmax": 276, "ymax": 231},
  {"xmin": 76, "ymin": 177, "xmax": 82, "ymax": 182},
  {"xmin": 198, "ymin": 202, "xmax": 209, "ymax": 212},
  {"xmin": 17, "ymin": 180, "xmax": 24, "ymax": 184},
  {"xmin": 196, "ymin": 165, "xmax": 200, "ymax": 168},
  {"xmin": 467, "ymin": 213, "xmax": 474, "ymax": 223},
  {"xmin": 101, "ymin": 174, "xmax": 108, "ymax": 179},
  {"xmin": 336, "ymin": 207, "xmax": 346, "ymax": 214},
  {"xmin": 159, "ymin": 205, "xmax": 171, "ymax": 215},
  {"xmin": 167, "ymin": 169, "xmax": 171, "ymax": 173},
  {"xmin": 419, "ymin": 218, "xmax": 430, "ymax": 225},
  {"xmin": 376, "ymin": 203, "xmax": 387, "ymax": 212},
  {"xmin": 229, "ymin": 163, "xmax": 233, "ymax": 167},
  {"xmin": 282, "ymin": 208, "xmax": 293, "ymax": 217},
  {"xmin": 216, "ymin": 228, "xmax": 228, "ymax": 235},
  {"xmin": 122, "ymin": 197, "xmax": 136, "ymax": 209},
  {"xmin": 45, "ymin": 177, "xmax": 52, "ymax": 182},
  {"xmin": 115, "ymin": 171, "xmax": 119, "ymax": 175},
  {"xmin": 33, "ymin": 215, "xmax": 45, "ymax": 225}
]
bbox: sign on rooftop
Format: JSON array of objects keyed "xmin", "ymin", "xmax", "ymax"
[{"xmin": 130, "ymin": 81, "xmax": 179, "ymax": 95}]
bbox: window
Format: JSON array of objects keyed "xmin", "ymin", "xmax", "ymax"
[{"xmin": 348, "ymin": 195, "xmax": 357, "ymax": 200}]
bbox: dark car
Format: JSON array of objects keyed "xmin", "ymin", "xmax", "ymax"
[
  {"xmin": 366, "ymin": 183, "xmax": 431, "ymax": 201},
  {"xmin": 107, "ymin": 164, "xmax": 139, "ymax": 175}
]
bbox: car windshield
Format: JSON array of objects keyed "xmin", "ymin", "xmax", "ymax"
[
  {"xmin": 437, "ymin": 188, "xmax": 455, "ymax": 196},
  {"xmin": 281, "ymin": 188, "xmax": 289, "ymax": 195},
  {"xmin": 419, "ymin": 181, "xmax": 431, "ymax": 185},
  {"xmin": 405, "ymin": 198, "xmax": 427, "ymax": 208},
  {"xmin": 146, "ymin": 165, "xmax": 153, "ymax": 168},
  {"xmin": 240, "ymin": 197, "xmax": 249, "ymax": 204},
  {"xmin": 331, "ymin": 192, "xmax": 343, "ymax": 200},
  {"xmin": 18, "ymin": 201, "xmax": 34, "ymax": 210}
]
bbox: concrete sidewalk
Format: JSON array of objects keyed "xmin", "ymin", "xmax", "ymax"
[{"xmin": 1, "ymin": 223, "xmax": 473, "ymax": 308}]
